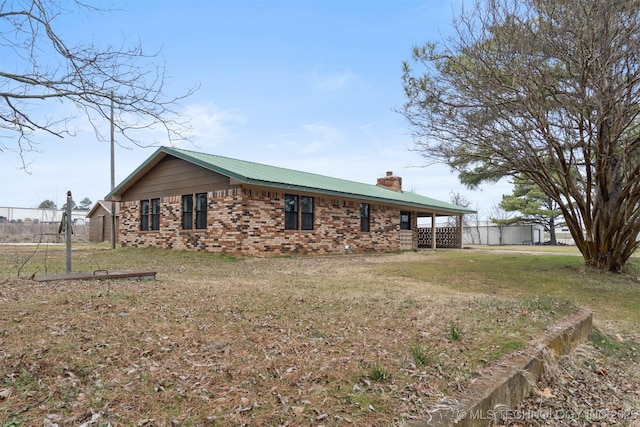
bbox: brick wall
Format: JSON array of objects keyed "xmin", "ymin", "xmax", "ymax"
[{"xmin": 118, "ymin": 188, "xmax": 408, "ymax": 255}]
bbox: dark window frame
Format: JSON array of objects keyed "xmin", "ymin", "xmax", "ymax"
[
  {"xmin": 182, "ymin": 195, "xmax": 193, "ymax": 230},
  {"xmin": 195, "ymin": 193, "xmax": 208, "ymax": 229},
  {"xmin": 360, "ymin": 203, "xmax": 370, "ymax": 232},
  {"xmin": 400, "ymin": 211, "xmax": 411, "ymax": 230},
  {"xmin": 150, "ymin": 198, "xmax": 160, "ymax": 230},
  {"xmin": 284, "ymin": 194, "xmax": 315, "ymax": 230},
  {"xmin": 300, "ymin": 196, "xmax": 314, "ymax": 230},
  {"xmin": 284, "ymin": 194, "xmax": 298, "ymax": 230},
  {"xmin": 140, "ymin": 198, "xmax": 160, "ymax": 231},
  {"xmin": 140, "ymin": 200, "xmax": 150, "ymax": 231}
]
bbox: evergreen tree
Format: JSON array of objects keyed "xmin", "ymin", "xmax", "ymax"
[
  {"xmin": 38, "ymin": 200, "xmax": 56, "ymax": 209},
  {"xmin": 500, "ymin": 177, "xmax": 563, "ymax": 245},
  {"xmin": 78, "ymin": 198, "xmax": 92, "ymax": 211}
]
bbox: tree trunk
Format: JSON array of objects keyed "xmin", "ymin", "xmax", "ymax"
[
  {"xmin": 583, "ymin": 244, "xmax": 627, "ymax": 272},
  {"xmin": 548, "ymin": 215, "xmax": 557, "ymax": 245},
  {"xmin": 574, "ymin": 218, "xmax": 639, "ymax": 273}
]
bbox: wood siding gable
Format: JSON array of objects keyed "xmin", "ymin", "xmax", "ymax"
[{"xmin": 120, "ymin": 156, "xmax": 236, "ymax": 202}]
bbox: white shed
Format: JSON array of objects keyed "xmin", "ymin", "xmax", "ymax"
[{"xmin": 463, "ymin": 222, "xmax": 545, "ymax": 245}]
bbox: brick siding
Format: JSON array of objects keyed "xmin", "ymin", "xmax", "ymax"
[{"xmin": 118, "ymin": 188, "xmax": 413, "ymax": 255}]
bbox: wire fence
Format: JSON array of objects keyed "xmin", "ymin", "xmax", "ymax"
[{"xmin": 0, "ymin": 222, "xmax": 89, "ymax": 243}]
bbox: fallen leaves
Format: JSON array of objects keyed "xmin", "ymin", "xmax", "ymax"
[
  {"xmin": 0, "ymin": 387, "xmax": 12, "ymax": 399},
  {"xmin": 502, "ymin": 339, "xmax": 640, "ymax": 426},
  {"xmin": 535, "ymin": 387, "xmax": 556, "ymax": 399},
  {"xmin": 0, "ymin": 249, "xmax": 586, "ymax": 425}
]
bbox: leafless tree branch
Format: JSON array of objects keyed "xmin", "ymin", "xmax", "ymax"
[
  {"xmin": 401, "ymin": 0, "xmax": 640, "ymax": 271},
  {"xmin": 0, "ymin": 0, "xmax": 197, "ymax": 164}
]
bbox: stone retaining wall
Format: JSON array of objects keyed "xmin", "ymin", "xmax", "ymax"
[{"xmin": 413, "ymin": 309, "xmax": 593, "ymax": 427}]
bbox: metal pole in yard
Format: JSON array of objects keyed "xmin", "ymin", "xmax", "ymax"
[
  {"xmin": 110, "ymin": 91, "xmax": 116, "ymax": 250},
  {"xmin": 66, "ymin": 190, "xmax": 72, "ymax": 273}
]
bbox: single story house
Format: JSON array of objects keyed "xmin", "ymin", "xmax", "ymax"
[
  {"xmin": 105, "ymin": 147, "xmax": 475, "ymax": 255},
  {"xmin": 86, "ymin": 200, "xmax": 119, "ymax": 243}
]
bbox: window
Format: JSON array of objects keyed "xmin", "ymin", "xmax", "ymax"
[
  {"xmin": 360, "ymin": 203, "xmax": 370, "ymax": 232},
  {"xmin": 284, "ymin": 194, "xmax": 298, "ymax": 230},
  {"xmin": 182, "ymin": 193, "xmax": 207, "ymax": 229},
  {"xmin": 195, "ymin": 193, "xmax": 208, "ymax": 229},
  {"xmin": 400, "ymin": 211, "xmax": 411, "ymax": 230},
  {"xmin": 301, "ymin": 196, "xmax": 314, "ymax": 230},
  {"xmin": 140, "ymin": 198, "xmax": 160, "ymax": 231},
  {"xmin": 150, "ymin": 198, "xmax": 160, "ymax": 230},
  {"xmin": 140, "ymin": 200, "xmax": 149, "ymax": 231},
  {"xmin": 285, "ymin": 194, "xmax": 314, "ymax": 230},
  {"xmin": 182, "ymin": 195, "xmax": 193, "ymax": 229}
]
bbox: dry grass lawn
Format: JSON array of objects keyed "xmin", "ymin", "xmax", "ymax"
[{"xmin": 1, "ymin": 244, "xmax": 632, "ymax": 426}]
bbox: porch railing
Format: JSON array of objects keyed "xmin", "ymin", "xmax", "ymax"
[{"xmin": 417, "ymin": 227, "xmax": 461, "ymax": 249}]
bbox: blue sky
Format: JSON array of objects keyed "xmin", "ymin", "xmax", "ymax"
[{"xmin": 0, "ymin": 0, "xmax": 512, "ymax": 217}]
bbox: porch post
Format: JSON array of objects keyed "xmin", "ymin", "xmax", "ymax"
[
  {"xmin": 458, "ymin": 214, "xmax": 464, "ymax": 248},
  {"xmin": 431, "ymin": 213, "xmax": 436, "ymax": 250}
]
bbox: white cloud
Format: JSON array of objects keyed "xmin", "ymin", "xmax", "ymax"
[
  {"xmin": 262, "ymin": 122, "xmax": 344, "ymax": 157},
  {"xmin": 299, "ymin": 122, "xmax": 343, "ymax": 152},
  {"xmin": 310, "ymin": 69, "xmax": 357, "ymax": 92},
  {"xmin": 180, "ymin": 103, "xmax": 247, "ymax": 148}
]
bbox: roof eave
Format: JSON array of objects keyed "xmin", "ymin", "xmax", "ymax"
[
  {"xmin": 105, "ymin": 146, "xmax": 476, "ymax": 216},
  {"xmin": 241, "ymin": 178, "xmax": 475, "ymax": 215}
]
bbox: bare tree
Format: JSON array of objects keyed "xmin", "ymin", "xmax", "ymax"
[
  {"xmin": 490, "ymin": 203, "xmax": 519, "ymax": 246},
  {"xmin": 447, "ymin": 191, "xmax": 471, "ymax": 227},
  {"xmin": 401, "ymin": 0, "xmax": 640, "ymax": 272},
  {"xmin": 0, "ymin": 0, "xmax": 196, "ymax": 167},
  {"xmin": 448, "ymin": 192, "xmax": 484, "ymax": 244},
  {"xmin": 472, "ymin": 203, "xmax": 483, "ymax": 245}
]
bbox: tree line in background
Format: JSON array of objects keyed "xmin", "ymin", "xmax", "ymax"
[{"xmin": 37, "ymin": 198, "xmax": 92, "ymax": 211}]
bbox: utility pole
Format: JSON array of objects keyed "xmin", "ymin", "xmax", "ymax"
[{"xmin": 110, "ymin": 91, "xmax": 116, "ymax": 250}]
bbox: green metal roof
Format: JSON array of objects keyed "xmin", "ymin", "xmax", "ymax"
[{"xmin": 106, "ymin": 146, "xmax": 475, "ymax": 215}]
